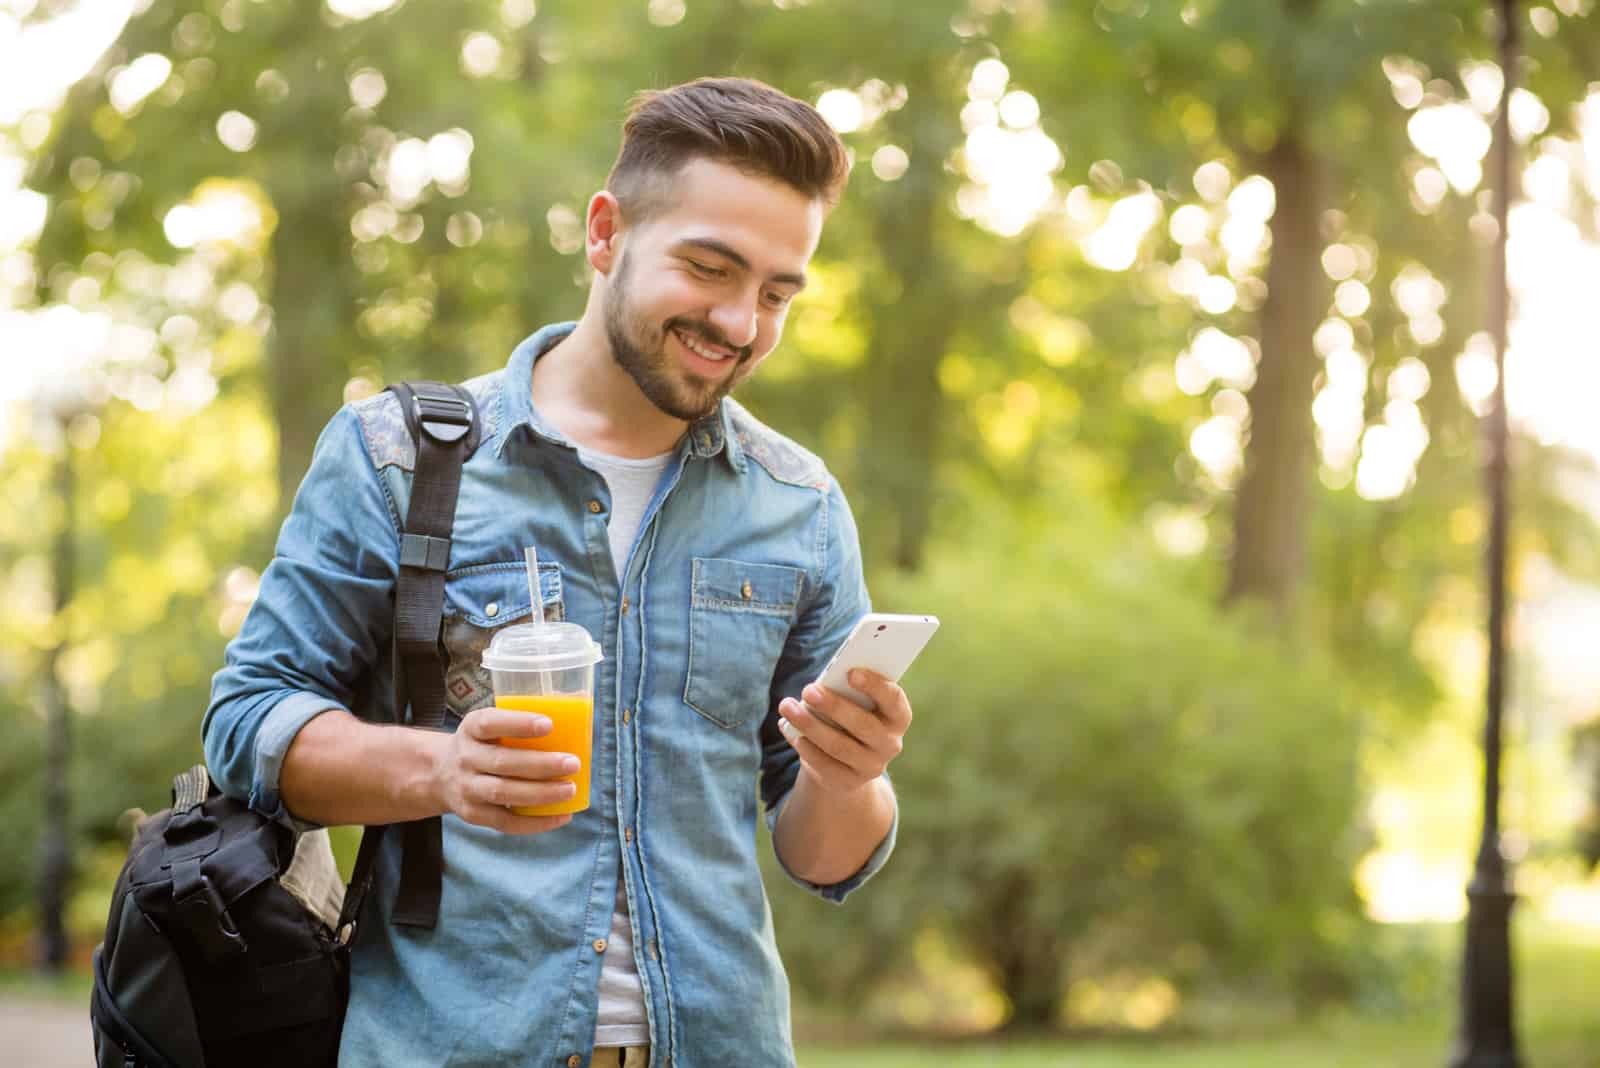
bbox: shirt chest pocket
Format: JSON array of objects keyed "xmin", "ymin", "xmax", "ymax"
[
  {"xmin": 684, "ymin": 557, "xmax": 804, "ymax": 730},
  {"xmin": 439, "ymin": 561, "xmax": 565, "ymax": 725}
]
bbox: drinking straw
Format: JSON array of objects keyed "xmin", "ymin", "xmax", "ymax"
[
  {"xmin": 524, "ymin": 545, "xmax": 545, "ymax": 626},
  {"xmin": 523, "ymin": 545, "xmax": 545, "ymax": 695}
]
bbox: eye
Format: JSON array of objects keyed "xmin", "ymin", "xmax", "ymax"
[
  {"xmin": 763, "ymin": 290, "xmax": 794, "ymax": 309},
  {"xmin": 687, "ymin": 259, "xmax": 726, "ymax": 279}
]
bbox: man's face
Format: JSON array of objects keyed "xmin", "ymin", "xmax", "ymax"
[{"xmin": 602, "ymin": 157, "xmax": 825, "ymax": 422}]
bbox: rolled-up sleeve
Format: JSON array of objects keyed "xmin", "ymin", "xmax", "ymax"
[
  {"xmin": 202, "ymin": 407, "xmax": 400, "ymax": 825},
  {"xmin": 760, "ymin": 477, "xmax": 895, "ymax": 904}
]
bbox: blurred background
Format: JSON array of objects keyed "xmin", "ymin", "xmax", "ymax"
[{"xmin": 3, "ymin": 0, "xmax": 1600, "ymax": 1064}]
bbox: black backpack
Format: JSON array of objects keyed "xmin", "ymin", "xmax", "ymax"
[{"xmin": 91, "ymin": 381, "xmax": 480, "ymax": 1067}]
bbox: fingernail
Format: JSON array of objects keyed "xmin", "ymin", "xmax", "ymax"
[
  {"xmin": 561, "ymin": 756, "xmax": 581, "ymax": 774},
  {"xmin": 849, "ymin": 670, "xmax": 864, "ymax": 686},
  {"xmin": 533, "ymin": 716, "xmax": 553, "ymax": 733},
  {"xmin": 802, "ymin": 685, "xmax": 822, "ymax": 703},
  {"xmin": 778, "ymin": 718, "xmax": 796, "ymax": 737},
  {"xmin": 563, "ymin": 782, "xmax": 578, "ymax": 798}
]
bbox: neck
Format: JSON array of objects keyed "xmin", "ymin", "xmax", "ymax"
[{"xmin": 531, "ymin": 300, "xmax": 691, "ymax": 459}]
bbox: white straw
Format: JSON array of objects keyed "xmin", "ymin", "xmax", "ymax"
[{"xmin": 524, "ymin": 545, "xmax": 545, "ymax": 626}]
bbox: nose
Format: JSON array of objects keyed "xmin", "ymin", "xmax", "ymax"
[{"xmin": 707, "ymin": 289, "xmax": 759, "ymax": 351}]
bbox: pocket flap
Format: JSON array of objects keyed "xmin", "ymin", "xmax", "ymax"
[
  {"xmin": 691, "ymin": 557, "xmax": 802, "ymax": 616},
  {"xmin": 443, "ymin": 561, "xmax": 563, "ymax": 627}
]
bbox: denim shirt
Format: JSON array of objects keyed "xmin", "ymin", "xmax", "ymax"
[{"xmin": 202, "ymin": 323, "xmax": 894, "ymax": 1068}]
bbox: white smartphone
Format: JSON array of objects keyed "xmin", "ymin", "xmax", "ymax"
[{"xmin": 813, "ymin": 612, "xmax": 941, "ymax": 714}]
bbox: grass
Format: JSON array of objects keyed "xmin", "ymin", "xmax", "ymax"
[
  {"xmin": 0, "ymin": 965, "xmax": 91, "ymax": 1005},
  {"xmin": 797, "ymin": 916, "xmax": 1600, "ymax": 1068}
]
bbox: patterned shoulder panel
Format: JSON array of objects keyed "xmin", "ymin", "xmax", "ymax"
[
  {"xmin": 351, "ymin": 390, "xmax": 413, "ymax": 472},
  {"xmin": 351, "ymin": 371, "xmax": 504, "ymax": 473},
  {"xmin": 725, "ymin": 400, "xmax": 831, "ymax": 492}
]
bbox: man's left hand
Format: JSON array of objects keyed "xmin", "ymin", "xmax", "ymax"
[{"xmin": 777, "ymin": 670, "xmax": 912, "ymax": 794}]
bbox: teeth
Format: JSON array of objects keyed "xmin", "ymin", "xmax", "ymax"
[{"xmin": 676, "ymin": 329, "xmax": 729, "ymax": 361}]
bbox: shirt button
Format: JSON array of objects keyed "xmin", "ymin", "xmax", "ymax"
[
  {"xmin": 623, "ymin": 708, "xmax": 631, "ymax": 725},
  {"xmin": 485, "ymin": 602, "xmax": 498, "ymax": 618},
  {"xmin": 621, "ymin": 596, "xmax": 630, "ymax": 615},
  {"xmin": 740, "ymin": 580, "xmax": 753, "ymax": 601},
  {"xmin": 624, "ymin": 826, "xmax": 633, "ymax": 844},
  {"xmin": 567, "ymin": 1057, "xmax": 581, "ymax": 1068},
  {"xmin": 593, "ymin": 938, "xmax": 607, "ymax": 954},
  {"xmin": 647, "ymin": 939, "xmax": 658, "ymax": 961},
  {"xmin": 587, "ymin": 499, "xmax": 603, "ymax": 514}
]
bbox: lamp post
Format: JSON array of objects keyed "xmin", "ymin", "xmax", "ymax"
[
  {"xmin": 1447, "ymin": 0, "xmax": 1521, "ymax": 1065},
  {"xmin": 36, "ymin": 411, "xmax": 76, "ymax": 972},
  {"xmin": 33, "ymin": 364, "xmax": 102, "ymax": 972}
]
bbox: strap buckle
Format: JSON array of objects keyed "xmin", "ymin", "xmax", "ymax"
[
  {"xmin": 172, "ymin": 860, "xmax": 249, "ymax": 962},
  {"xmin": 413, "ymin": 392, "xmax": 472, "ymax": 444}
]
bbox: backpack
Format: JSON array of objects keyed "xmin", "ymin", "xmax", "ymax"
[{"xmin": 91, "ymin": 381, "xmax": 480, "ymax": 1067}]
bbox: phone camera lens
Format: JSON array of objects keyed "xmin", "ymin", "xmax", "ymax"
[{"xmin": 876, "ymin": 625, "xmax": 886, "ymax": 632}]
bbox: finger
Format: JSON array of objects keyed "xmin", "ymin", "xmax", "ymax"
[
  {"xmin": 781, "ymin": 700, "xmax": 878, "ymax": 774},
  {"xmin": 781, "ymin": 725, "xmax": 870, "ymax": 793},
  {"xmin": 798, "ymin": 686, "xmax": 895, "ymax": 757},
  {"xmin": 464, "ymin": 706, "xmax": 554, "ymax": 742},
  {"xmin": 846, "ymin": 670, "xmax": 913, "ymax": 731},
  {"xmin": 466, "ymin": 773, "xmax": 579, "ymax": 812},
  {"xmin": 461, "ymin": 804, "xmax": 574, "ymax": 836},
  {"xmin": 467, "ymin": 744, "xmax": 582, "ymax": 781},
  {"xmin": 799, "ymin": 684, "xmax": 876, "ymax": 743}
]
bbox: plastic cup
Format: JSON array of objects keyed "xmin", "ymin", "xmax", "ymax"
[{"xmin": 481, "ymin": 622, "xmax": 603, "ymax": 816}]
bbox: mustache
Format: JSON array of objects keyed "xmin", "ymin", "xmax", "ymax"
[{"xmin": 666, "ymin": 319, "xmax": 753, "ymax": 362}]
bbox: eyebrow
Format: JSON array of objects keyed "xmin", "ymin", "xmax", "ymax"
[{"xmin": 674, "ymin": 237, "xmax": 808, "ymax": 290}]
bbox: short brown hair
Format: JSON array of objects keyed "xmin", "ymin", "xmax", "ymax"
[{"xmin": 606, "ymin": 77, "xmax": 849, "ymax": 223}]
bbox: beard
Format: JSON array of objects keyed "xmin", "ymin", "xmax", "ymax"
[{"xmin": 603, "ymin": 251, "xmax": 754, "ymax": 422}]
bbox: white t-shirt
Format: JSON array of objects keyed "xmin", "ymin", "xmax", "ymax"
[{"xmin": 577, "ymin": 445, "xmax": 675, "ymax": 1049}]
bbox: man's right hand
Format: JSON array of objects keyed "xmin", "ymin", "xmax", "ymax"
[{"xmin": 431, "ymin": 707, "xmax": 581, "ymax": 834}]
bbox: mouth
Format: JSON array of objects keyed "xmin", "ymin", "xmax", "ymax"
[{"xmin": 670, "ymin": 325, "xmax": 741, "ymax": 376}]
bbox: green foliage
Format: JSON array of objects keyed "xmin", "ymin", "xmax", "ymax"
[
  {"xmin": 6, "ymin": 0, "xmax": 1600, "ymax": 1018},
  {"xmin": 769, "ymin": 500, "xmax": 1371, "ymax": 1029}
]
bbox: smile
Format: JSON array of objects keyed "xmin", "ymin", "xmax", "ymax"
[{"xmin": 672, "ymin": 327, "xmax": 737, "ymax": 363}]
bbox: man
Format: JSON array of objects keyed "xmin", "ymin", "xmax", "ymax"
[{"xmin": 203, "ymin": 77, "xmax": 912, "ymax": 1067}]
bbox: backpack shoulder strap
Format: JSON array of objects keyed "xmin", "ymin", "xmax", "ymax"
[
  {"xmin": 353, "ymin": 380, "xmax": 481, "ymax": 932},
  {"xmin": 386, "ymin": 379, "xmax": 481, "ymax": 733}
]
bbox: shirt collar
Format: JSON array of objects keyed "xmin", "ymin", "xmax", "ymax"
[{"xmin": 497, "ymin": 321, "xmax": 745, "ymax": 474}]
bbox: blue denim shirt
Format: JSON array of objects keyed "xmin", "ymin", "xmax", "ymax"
[{"xmin": 202, "ymin": 323, "xmax": 894, "ymax": 1067}]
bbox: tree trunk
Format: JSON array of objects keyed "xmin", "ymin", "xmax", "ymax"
[
  {"xmin": 266, "ymin": 162, "xmax": 353, "ymax": 516},
  {"xmin": 860, "ymin": 99, "xmax": 956, "ymax": 573},
  {"xmin": 36, "ymin": 428, "xmax": 74, "ymax": 972},
  {"xmin": 992, "ymin": 924, "xmax": 1062, "ymax": 1033},
  {"xmin": 1224, "ymin": 129, "xmax": 1325, "ymax": 621}
]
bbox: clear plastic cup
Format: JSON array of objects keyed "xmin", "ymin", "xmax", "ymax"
[{"xmin": 481, "ymin": 622, "xmax": 603, "ymax": 816}]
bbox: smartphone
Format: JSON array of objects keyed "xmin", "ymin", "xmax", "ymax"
[{"xmin": 813, "ymin": 612, "xmax": 941, "ymax": 714}]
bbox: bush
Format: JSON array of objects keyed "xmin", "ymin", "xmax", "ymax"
[{"xmin": 767, "ymin": 503, "xmax": 1373, "ymax": 1032}]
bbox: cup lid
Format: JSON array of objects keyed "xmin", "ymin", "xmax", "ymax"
[{"xmin": 481, "ymin": 622, "xmax": 603, "ymax": 672}]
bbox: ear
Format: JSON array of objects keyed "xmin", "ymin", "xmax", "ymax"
[{"xmin": 587, "ymin": 191, "xmax": 624, "ymax": 276}]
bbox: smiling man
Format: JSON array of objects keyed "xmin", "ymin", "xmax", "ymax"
[{"xmin": 203, "ymin": 78, "xmax": 910, "ymax": 1068}]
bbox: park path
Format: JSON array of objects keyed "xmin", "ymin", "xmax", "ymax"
[{"xmin": 1, "ymin": 993, "xmax": 92, "ymax": 1067}]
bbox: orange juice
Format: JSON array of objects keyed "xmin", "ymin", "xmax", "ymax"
[{"xmin": 496, "ymin": 693, "xmax": 594, "ymax": 815}]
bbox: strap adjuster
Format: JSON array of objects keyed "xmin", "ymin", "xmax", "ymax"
[
  {"xmin": 413, "ymin": 392, "xmax": 472, "ymax": 444},
  {"xmin": 399, "ymin": 533, "xmax": 451, "ymax": 571}
]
